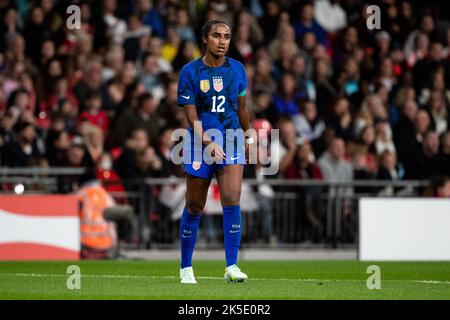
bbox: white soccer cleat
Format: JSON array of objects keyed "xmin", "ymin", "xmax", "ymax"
[
  {"xmin": 180, "ymin": 266, "xmax": 197, "ymax": 284},
  {"xmin": 224, "ymin": 264, "xmax": 248, "ymax": 283}
]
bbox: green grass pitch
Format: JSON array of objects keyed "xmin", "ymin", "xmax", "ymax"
[{"xmin": 0, "ymin": 260, "xmax": 449, "ymax": 299}]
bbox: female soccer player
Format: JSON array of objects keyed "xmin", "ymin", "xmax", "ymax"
[{"xmin": 177, "ymin": 19, "xmax": 253, "ymax": 283}]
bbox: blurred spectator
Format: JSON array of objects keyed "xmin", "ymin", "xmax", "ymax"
[
  {"xmin": 250, "ymin": 89, "xmax": 277, "ymax": 124},
  {"xmin": 136, "ymin": 0, "xmax": 165, "ymax": 38},
  {"xmin": 294, "ymin": 2, "xmax": 328, "ymax": 47},
  {"xmin": 103, "ymin": 0, "xmax": 127, "ymax": 45},
  {"xmin": 257, "ymin": 0, "xmax": 280, "ymax": 43},
  {"xmin": 439, "ymin": 131, "xmax": 450, "ymax": 177},
  {"xmin": 425, "ymin": 89, "xmax": 450, "ymax": 135},
  {"xmin": 272, "ymin": 72, "xmax": 300, "ymax": 118},
  {"xmin": 292, "ymin": 100, "xmax": 325, "ymax": 142},
  {"xmin": 374, "ymin": 117, "xmax": 396, "ymax": 155},
  {"xmin": 416, "ymin": 131, "xmax": 445, "ymax": 180},
  {"xmin": 82, "ymin": 124, "xmax": 105, "ymax": 165},
  {"xmin": 326, "ymin": 96, "xmax": 354, "ymax": 141},
  {"xmin": 413, "ymin": 41, "xmax": 446, "ymax": 93},
  {"xmin": 284, "ymin": 141, "xmax": 324, "ymax": 242},
  {"xmin": 252, "ymin": 57, "xmax": 276, "ymax": 96},
  {"xmin": 318, "ymin": 137, "xmax": 353, "ymax": 192},
  {"xmin": 78, "ymin": 90, "xmax": 109, "ymax": 134},
  {"xmin": 4, "ymin": 120, "xmax": 44, "ymax": 167},
  {"xmin": 155, "ymin": 126, "xmax": 184, "ymax": 178},
  {"xmin": 45, "ymin": 128, "xmax": 69, "ymax": 166},
  {"xmin": 102, "ymin": 45, "xmax": 125, "ymax": 82},
  {"xmin": 175, "ymin": 8, "xmax": 197, "ymax": 44},
  {"xmin": 272, "ymin": 118, "xmax": 298, "ymax": 175},
  {"xmin": 172, "ymin": 40, "xmax": 200, "ymax": 72},
  {"xmin": 424, "ymin": 176, "xmax": 450, "ymax": 198},
  {"xmin": 377, "ymin": 150, "xmax": 400, "ymax": 181},
  {"xmin": 73, "ymin": 54, "xmax": 103, "ymax": 111},
  {"xmin": 115, "ymin": 92, "xmax": 162, "ymax": 147}
]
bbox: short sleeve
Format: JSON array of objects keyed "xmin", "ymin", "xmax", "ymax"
[
  {"xmin": 177, "ymin": 65, "xmax": 196, "ymax": 106},
  {"xmin": 238, "ymin": 63, "xmax": 248, "ymax": 96}
]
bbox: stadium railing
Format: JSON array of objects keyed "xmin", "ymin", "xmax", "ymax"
[{"xmin": 0, "ymin": 167, "xmax": 429, "ymax": 249}]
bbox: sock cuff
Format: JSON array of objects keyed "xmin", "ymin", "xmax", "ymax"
[
  {"xmin": 182, "ymin": 207, "xmax": 202, "ymax": 221},
  {"xmin": 222, "ymin": 205, "xmax": 240, "ymax": 215}
]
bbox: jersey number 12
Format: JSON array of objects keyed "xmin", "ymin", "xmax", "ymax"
[{"xmin": 211, "ymin": 95, "xmax": 225, "ymax": 112}]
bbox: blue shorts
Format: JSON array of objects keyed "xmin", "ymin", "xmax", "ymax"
[{"xmin": 183, "ymin": 138, "xmax": 245, "ymax": 179}]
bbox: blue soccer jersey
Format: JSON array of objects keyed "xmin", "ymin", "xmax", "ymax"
[{"xmin": 177, "ymin": 57, "xmax": 248, "ymax": 178}]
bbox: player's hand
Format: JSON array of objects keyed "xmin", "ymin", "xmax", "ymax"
[{"xmin": 205, "ymin": 141, "xmax": 226, "ymax": 162}]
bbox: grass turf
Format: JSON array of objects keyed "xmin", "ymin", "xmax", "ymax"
[{"xmin": 0, "ymin": 260, "xmax": 449, "ymax": 300}]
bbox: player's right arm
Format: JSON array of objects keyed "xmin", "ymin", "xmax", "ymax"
[{"xmin": 178, "ymin": 65, "xmax": 225, "ymax": 160}]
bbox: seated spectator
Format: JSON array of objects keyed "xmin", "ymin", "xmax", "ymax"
[
  {"xmin": 45, "ymin": 129, "xmax": 70, "ymax": 166},
  {"xmin": 40, "ymin": 76, "xmax": 79, "ymax": 116},
  {"xmin": 102, "ymin": 45, "xmax": 125, "ymax": 82},
  {"xmin": 326, "ymin": 96, "xmax": 354, "ymax": 141},
  {"xmin": 172, "ymin": 40, "xmax": 200, "ymax": 72},
  {"xmin": 396, "ymin": 109, "xmax": 430, "ymax": 179},
  {"xmin": 425, "ymin": 89, "xmax": 450, "ymax": 135},
  {"xmin": 439, "ymin": 131, "xmax": 450, "ymax": 177},
  {"xmin": 272, "ymin": 72, "xmax": 300, "ymax": 118},
  {"xmin": 292, "ymin": 100, "xmax": 326, "ymax": 142},
  {"xmin": 175, "ymin": 8, "xmax": 197, "ymax": 44},
  {"xmin": 73, "ymin": 54, "xmax": 104, "ymax": 111},
  {"xmin": 252, "ymin": 57, "xmax": 277, "ymax": 96},
  {"xmin": 416, "ymin": 131, "xmax": 445, "ymax": 180},
  {"xmin": 7, "ymin": 88, "xmax": 31, "ymax": 123},
  {"xmin": 294, "ymin": 2, "xmax": 328, "ymax": 47},
  {"xmin": 78, "ymin": 90, "xmax": 109, "ymax": 135},
  {"xmin": 115, "ymin": 92, "xmax": 162, "ymax": 147},
  {"xmin": 284, "ymin": 141, "xmax": 323, "ymax": 180},
  {"xmin": 103, "ymin": 0, "xmax": 127, "ymax": 45},
  {"xmin": 377, "ymin": 150, "xmax": 401, "ymax": 181},
  {"xmin": 424, "ymin": 176, "xmax": 450, "ymax": 198},
  {"xmin": 272, "ymin": 118, "xmax": 299, "ymax": 175},
  {"xmin": 318, "ymin": 137, "xmax": 353, "ymax": 195},
  {"xmin": 82, "ymin": 124, "xmax": 104, "ymax": 165},
  {"xmin": 284, "ymin": 141, "xmax": 324, "ymax": 242},
  {"xmin": 228, "ymin": 23, "xmax": 253, "ymax": 64},
  {"xmin": 251, "ymin": 89, "xmax": 277, "ymax": 125},
  {"xmin": 4, "ymin": 121, "xmax": 45, "ymax": 167},
  {"xmin": 155, "ymin": 127, "xmax": 184, "ymax": 178},
  {"xmin": 348, "ymin": 125, "xmax": 377, "ymax": 174},
  {"xmin": 374, "ymin": 117, "xmax": 396, "ymax": 156},
  {"xmin": 139, "ymin": 53, "xmax": 164, "ymax": 95}
]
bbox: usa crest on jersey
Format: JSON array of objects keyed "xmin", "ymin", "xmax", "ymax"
[{"xmin": 213, "ymin": 76, "xmax": 223, "ymax": 92}]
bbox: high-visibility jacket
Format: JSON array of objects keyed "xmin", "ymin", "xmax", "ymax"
[{"xmin": 77, "ymin": 183, "xmax": 116, "ymax": 250}]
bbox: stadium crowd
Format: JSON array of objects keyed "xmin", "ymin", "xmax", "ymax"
[{"xmin": 1, "ymin": 0, "xmax": 450, "ymax": 200}]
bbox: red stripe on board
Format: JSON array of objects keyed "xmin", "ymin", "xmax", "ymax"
[
  {"xmin": 0, "ymin": 195, "xmax": 78, "ymax": 217},
  {"xmin": 0, "ymin": 243, "xmax": 79, "ymax": 260}
]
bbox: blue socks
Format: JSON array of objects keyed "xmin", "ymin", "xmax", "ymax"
[
  {"xmin": 180, "ymin": 207, "xmax": 201, "ymax": 269},
  {"xmin": 180, "ymin": 205, "xmax": 242, "ymax": 268},
  {"xmin": 223, "ymin": 205, "xmax": 242, "ymax": 267}
]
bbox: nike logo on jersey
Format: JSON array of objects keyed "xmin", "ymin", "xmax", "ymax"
[
  {"xmin": 230, "ymin": 230, "xmax": 240, "ymax": 234},
  {"xmin": 180, "ymin": 95, "xmax": 190, "ymax": 99}
]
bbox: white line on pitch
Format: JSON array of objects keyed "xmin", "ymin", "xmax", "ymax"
[{"xmin": 0, "ymin": 273, "xmax": 450, "ymax": 285}]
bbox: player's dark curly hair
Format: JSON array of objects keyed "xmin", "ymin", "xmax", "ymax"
[{"xmin": 201, "ymin": 19, "xmax": 231, "ymax": 43}]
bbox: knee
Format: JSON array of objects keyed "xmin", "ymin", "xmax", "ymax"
[
  {"xmin": 186, "ymin": 201, "xmax": 205, "ymax": 215},
  {"xmin": 221, "ymin": 193, "xmax": 240, "ymax": 206}
]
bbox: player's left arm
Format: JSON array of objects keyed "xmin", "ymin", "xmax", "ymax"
[
  {"xmin": 237, "ymin": 64, "xmax": 255, "ymax": 161},
  {"xmin": 237, "ymin": 93, "xmax": 254, "ymax": 161}
]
